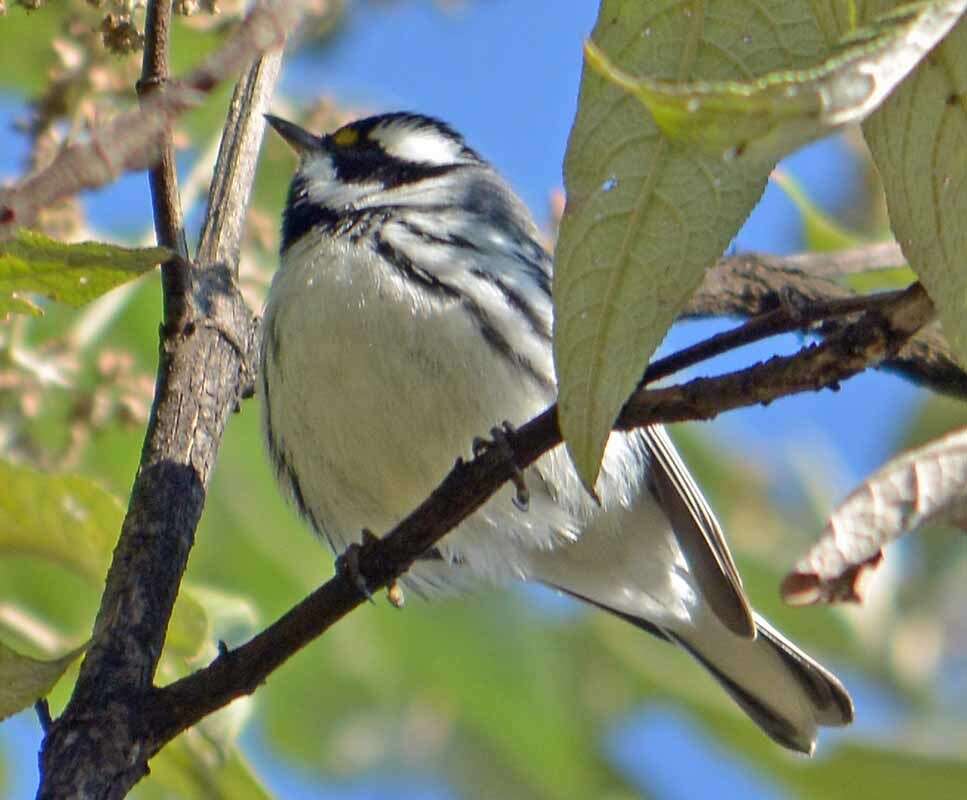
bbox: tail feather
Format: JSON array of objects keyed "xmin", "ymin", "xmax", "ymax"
[
  {"xmin": 746, "ymin": 616, "xmax": 854, "ymax": 729},
  {"xmin": 669, "ymin": 614, "xmax": 853, "ymax": 754},
  {"xmin": 669, "ymin": 632, "xmax": 811, "ymax": 752},
  {"xmin": 545, "ymin": 581, "xmax": 852, "ymax": 753}
]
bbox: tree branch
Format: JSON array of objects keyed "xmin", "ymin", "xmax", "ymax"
[
  {"xmin": 770, "ymin": 241, "xmax": 905, "ymax": 278},
  {"xmin": 137, "ymin": 282, "xmax": 934, "ymax": 756},
  {"xmin": 689, "ymin": 248, "xmax": 967, "ymax": 399},
  {"xmin": 36, "ymin": 32, "xmax": 285, "ymax": 800},
  {"xmin": 642, "ymin": 286, "xmax": 907, "ymax": 390},
  {"xmin": 885, "ymin": 325, "xmax": 967, "ymax": 398}
]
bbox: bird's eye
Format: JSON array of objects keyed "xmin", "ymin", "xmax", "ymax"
[{"xmin": 331, "ymin": 126, "xmax": 360, "ymax": 148}]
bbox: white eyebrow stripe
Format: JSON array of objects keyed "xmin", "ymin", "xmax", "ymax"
[{"xmin": 370, "ymin": 124, "xmax": 467, "ymax": 165}]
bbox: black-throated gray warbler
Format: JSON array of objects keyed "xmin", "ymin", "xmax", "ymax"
[{"xmin": 261, "ymin": 112, "xmax": 853, "ymax": 753}]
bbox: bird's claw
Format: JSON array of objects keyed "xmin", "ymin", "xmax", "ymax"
[
  {"xmin": 386, "ymin": 580, "xmax": 405, "ymax": 609},
  {"xmin": 337, "ymin": 530, "xmax": 406, "ymax": 608},
  {"xmin": 337, "ymin": 529, "xmax": 380, "ymax": 603},
  {"xmin": 473, "ymin": 421, "xmax": 529, "ymax": 512}
]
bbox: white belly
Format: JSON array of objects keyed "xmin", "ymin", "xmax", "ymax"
[{"xmin": 261, "ymin": 235, "xmax": 574, "ymax": 584}]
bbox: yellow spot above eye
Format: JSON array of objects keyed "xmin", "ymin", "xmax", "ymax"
[{"xmin": 332, "ymin": 127, "xmax": 359, "ymax": 147}]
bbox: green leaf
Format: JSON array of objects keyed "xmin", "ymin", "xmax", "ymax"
[
  {"xmin": 0, "ymin": 461, "xmax": 123, "ymax": 583},
  {"xmin": 553, "ymin": 0, "xmax": 826, "ymax": 488},
  {"xmin": 583, "ymin": 2, "xmax": 965, "ymax": 161},
  {"xmin": 0, "ymin": 230, "xmax": 167, "ymax": 316},
  {"xmin": 0, "ymin": 4, "xmax": 62, "ymax": 94},
  {"xmin": 166, "ymin": 588, "xmax": 217, "ymax": 665},
  {"xmin": 554, "ymin": 0, "xmax": 966, "ymax": 489},
  {"xmin": 136, "ymin": 740, "xmax": 273, "ymax": 800},
  {"xmin": 784, "ymin": 743, "xmax": 967, "ymax": 799},
  {"xmin": 0, "ymin": 461, "xmax": 222, "ymax": 687},
  {"xmin": 843, "ymin": 265, "xmax": 918, "ymax": 291},
  {"xmin": 0, "ymin": 640, "xmax": 85, "ymax": 721},
  {"xmin": 769, "ymin": 169, "xmax": 919, "ymax": 290},
  {"xmin": 771, "ymin": 167, "xmax": 866, "ymax": 251},
  {"xmin": 864, "ymin": 7, "xmax": 967, "ymax": 366}
]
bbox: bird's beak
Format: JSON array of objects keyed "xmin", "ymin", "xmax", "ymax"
[{"xmin": 264, "ymin": 114, "xmax": 320, "ymax": 155}]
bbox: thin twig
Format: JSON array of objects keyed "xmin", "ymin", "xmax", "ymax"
[
  {"xmin": 34, "ymin": 699, "xmax": 52, "ymax": 734},
  {"xmin": 198, "ymin": 52, "xmax": 282, "ymax": 273},
  {"xmin": 139, "ymin": 0, "xmax": 191, "ymax": 328},
  {"xmin": 641, "ymin": 288, "xmax": 906, "ymax": 389},
  {"xmin": 138, "ymin": 283, "xmax": 935, "ymax": 754},
  {"xmin": 139, "ymin": 0, "xmax": 187, "ymax": 257}
]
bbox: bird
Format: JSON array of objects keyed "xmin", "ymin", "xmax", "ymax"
[{"xmin": 260, "ymin": 110, "xmax": 853, "ymax": 754}]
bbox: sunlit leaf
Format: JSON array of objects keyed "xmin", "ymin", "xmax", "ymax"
[
  {"xmin": 583, "ymin": 1, "xmax": 965, "ymax": 160},
  {"xmin": 843, "ymin": 265, "xmax": 918, "ymax": 292},
  {"xmin": 162, "ymin": 585, "xmax": 259, "ymax": 757},
  {"xmin": 864, "ymin": 6, "xmax": 967, "ymax": 367},
  {"xmin": 0, "ymin": 230, "xmax": 167, "ymax": 316},
  {"xmin": 783, "ymin": 426, "xmax": 967, "ymax": 605},
  {"xmin": 166, "ymin": 590, "xmax": 216, "ymax": 665},
  {"xmin": 771, "ymin": 168, "xmax": 865, "ymax": 251},
  {"xmin": 167, "ymin": 584, "xmax": 259, "ymax": 665},
  {"xmin": 0, "ymin": 639, "xmax": 85, "ymax": 721},
  {"xmin": 0, "ymin": 602, "xmax": 78, "ymax": 663},
  {"xmin": 785, "ymin": 742, "xmax": 967, "ymax": 798}
]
